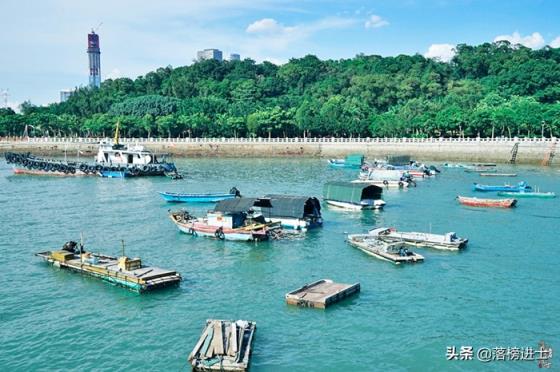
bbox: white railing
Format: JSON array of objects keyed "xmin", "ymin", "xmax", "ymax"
[{"xmin": 3, "ymin": 136, "xmax": 558, "ymax": 144}]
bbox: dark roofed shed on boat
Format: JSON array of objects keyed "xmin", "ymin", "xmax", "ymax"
[
  {"xmin": 214, "ymin": 195, "xmax": 321, "ymax": 219},
  {"xmin": 213, "ymin": 197, "xmax": 264, "ymax": 214},
  {"xmin": 323, "ymin": 182, "xmax": 383, "ymax": 204},
  {"xmin": 260, "ymin": 195, "xmax": 321, "ymax": 219}
]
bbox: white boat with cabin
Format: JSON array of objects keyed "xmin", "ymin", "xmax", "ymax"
[{"xmin": 368, "ymin": 227, "xmax": 468, "ymax": 250}]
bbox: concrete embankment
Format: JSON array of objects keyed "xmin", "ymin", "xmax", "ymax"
[{"xmin": 1, "ymin": 138, "xmax": 558, "ymax": 165}]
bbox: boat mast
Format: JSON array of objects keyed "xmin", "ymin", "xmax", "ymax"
[{"xmin": 114, "ymin": 121, "xmax": 120, "ymax": 145}]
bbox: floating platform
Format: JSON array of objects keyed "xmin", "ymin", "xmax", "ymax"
[
  {"xmin": 479, "ymin": 173, "xmax": 517, "ymax": 177},
  {"xmin": 285, "ymin": 279, "xmax": 360, "ymax": 308},
  {"xmin": 189, "ymin": 319, "xmax": 256, "ymax": 372},
  {"xmin": 35, "ymin": 242, "xmax": 181, "ymax": 293}
]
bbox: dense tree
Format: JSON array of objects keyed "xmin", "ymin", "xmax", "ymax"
[{"xmin": 2, "ymin": 42, "xmax": 560, "ymax": 138}]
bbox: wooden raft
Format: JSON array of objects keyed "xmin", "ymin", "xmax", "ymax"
[
  {"xmin": 285, "ymin": 279, "xmax": 360, "ymax": 309},
  {"xmin": 188, "ymin": 319, "xmax": 256, "ymax": 372}
]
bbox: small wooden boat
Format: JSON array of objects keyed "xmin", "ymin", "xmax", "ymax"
[
  {"xmin": 159, "ymin": 187, "xmax": 241, "ymax": 203},
  {"xmin": 346, "ymin": 234, "xmax": 424, "ymax": 264},
  {"xmin": 169, "ymin": 209, "xmax": 278, "ymax": 241},
  {"xmin": 497, "ymin": 191, "xmax": 556, "ymax": 199},
  {"xmin": 35, "ymin": 241, "xmax": 181, "ymax": 292},
  {"xmin": 457, "ymin": 196, "xmax": 517, "ymax": 208},
  {"xmin": 473, "ymin": 181, "xmax": 531, "ymax": 192},
  {"xmin": 368, "ymin": 227, "xmax": 468, "ymax": 250},
  {"xmin": 214, "ymin": 195, "xmax": 323, "ymax": 231},
  {"xmin": 188, "ymin": 319, "xmax": 256, "ymax": 372},
  {"xmin": 479, "ymin": 173, "xmax": 517, "ymax": 177},
  {"xmin": 328, "ymin": 153, "xmax": 365, "ymax": 169}
]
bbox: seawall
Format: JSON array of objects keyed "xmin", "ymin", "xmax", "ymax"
[{"xmin": 1, "ymin": 137, "xmax": 558, "ymax": 165}]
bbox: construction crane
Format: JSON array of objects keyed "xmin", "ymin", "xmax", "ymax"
[{"xmin": 92, "ymin": 22, "xmax": 103, "ymax": 33}]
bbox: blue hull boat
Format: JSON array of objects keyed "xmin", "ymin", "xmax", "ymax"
[
  {"xmin": 99, "ymin": 170, "xmax": 130, "ymax": 178},
  {"xmin": 473, "ymin": 181, "xmax": 531, "ymax": 192},
  {"xmin": 159, "ymin": 187, "xmax": 241, "ymax": 203},
  {"xmin": 328, "ymin": 154, "xmax": 365, "ymax": 169},
  {"xmin": 328, "ymin": 160, "xmax": 362, "ymax": 169}
]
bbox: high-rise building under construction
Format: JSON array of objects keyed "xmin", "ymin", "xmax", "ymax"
[{"xmin": 87, "ymin": 31, "xmax": 101, "ymax": 88}]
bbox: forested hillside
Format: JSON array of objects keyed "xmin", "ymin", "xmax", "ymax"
[{"xmin": 2, "ymin": 41, "xmax": 560, "ymax": 138}]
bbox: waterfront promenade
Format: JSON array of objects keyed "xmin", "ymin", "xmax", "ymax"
[{"xmin": 1, "ymin": 136, "xmax": 558, "ymax": 165}]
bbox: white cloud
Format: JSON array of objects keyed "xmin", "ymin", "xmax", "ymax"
[
  {"xmin": 550, "ymin": 36, "xmax": 560, "ymax": 48},
  {"xmin": 493, "ymin": 31, "xmax": 545, "ymax": 49},
  {"xmin": 364, "ymin": 14, "xmax": 389, "ymax": 29},
  {"xmin": 424, "ymin": 43, "xmax": 456, "ymax": 62},
  {"xmin": 242, "ymin": 16, "xmax": 358, "ymax": 62},
  {"xmin": 246, "ymin": 18, "xmax": 283, "ymax": 33}
]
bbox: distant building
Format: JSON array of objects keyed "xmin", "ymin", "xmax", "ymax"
[
  {"xmin": 197, "ymin": 49, "xmax": 223, "ymax": 62},
  {"xmin": 229, "ymin": 53, "xmax": 240, "ymax": 61},
  {"xmin": 87, "ymin": 31, "xmax": 101, "ymax": 88},
  {"xmin": 60, "ymin": 89, "xmax": 74, "ymax": 102}
]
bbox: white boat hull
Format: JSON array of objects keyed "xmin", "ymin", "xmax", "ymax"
[
  {"xmin": 325, "ymin": 200, "xmax": 385, "ymax": 210},
  {"xmin": 347, "ymin": 235, "xmax": 424, "ymax": 264},
  {"xmin": 264, "ymin": 217, "xmax": 322, "ymax": 231},
  {"xmin": 369, "ymin": 228, "xmax": 468, "ymax": 250},
  {"xmin": 351, "ymin": 179, "xmax": 409, "ymax": 188},
  {"xmin": 175, "ymin": 221, "xmax": 259, "ymax": 241}
]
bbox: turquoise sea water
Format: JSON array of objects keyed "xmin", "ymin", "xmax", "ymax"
[{"xmin": 0, "ymin": 158, "xmax": 558, "ymax": 371}]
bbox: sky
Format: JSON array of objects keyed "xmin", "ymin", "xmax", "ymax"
[{"xmin": 1, "ymin": 0, "xmax": 559, "ymax": 109}]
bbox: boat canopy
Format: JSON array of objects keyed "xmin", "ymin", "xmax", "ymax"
[
  {"xmin": 323, "ymin": 182, "xmax": 383, "ymax": 204},
  {"xmin": 261, "ymin": 195, "xmax": 321, "ymax": 219},
  {"xmin": 213, "ymin": 198, "xmax": 270, "ymax": 214},
  {"xmin": 214, "ymin": 195, "xmax": 321, "ymax": 219},
  {"xmin": 386, "ymin": 155, "xmax": 411, "ymax": 166},
  {"xmin": 345, "ymin": 154, "xmax": 365, "ymax": 167}
]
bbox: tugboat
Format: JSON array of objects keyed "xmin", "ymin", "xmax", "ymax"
[{"xmin": 4, "ymin": 122, "xmax": 179, "ymax": 178}]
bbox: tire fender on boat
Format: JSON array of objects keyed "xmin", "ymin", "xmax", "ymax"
[
  {"xmin": 215, "ymin": 228, "xmax": 225, "ymax": 240},
  {"xmin": 398, "ymin": 181, "xmax": 404, "ymax": 188},
  {"xmin": 383, "ymin": 180, "xmax": 389, "ymax": 186}
]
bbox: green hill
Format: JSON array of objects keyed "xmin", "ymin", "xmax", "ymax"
[{"xmin": 2, "ymin": 41, "xmax": 560, "ymax": 138}]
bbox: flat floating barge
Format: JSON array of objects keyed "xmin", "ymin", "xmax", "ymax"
[
  {"xmin": 479, "ymin": 173, "xmax": 517, "ymax": 177},
  {"xmin": 285, "ymin": 279, "xmax": 360, "ymax": 309},
  {"xmin": 35, "ymin": 242, "xmax": 181, "ymax": 293},
  {"xmin": 189, "ymin": 319, "xmax": 256, "ymax": 372}
]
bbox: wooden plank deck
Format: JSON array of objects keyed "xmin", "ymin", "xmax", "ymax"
[
  {"xmin": 35, "ymin": 251, "xmax": 181, "ymax": 292},
  {"xmin": 189, "ymin": 319, "xmax": 256, "ymax": 372},
  {"xmin": 285, "ymin": 279, "xmax": 360, "ymax": 309}
]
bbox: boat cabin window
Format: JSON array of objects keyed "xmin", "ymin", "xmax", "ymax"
[{"xmin": 127, "ymin": 154, "xmax": 133, "ymax": 163}]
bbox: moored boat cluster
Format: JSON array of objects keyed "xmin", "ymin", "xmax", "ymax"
[{"xmin": 9, "ymin": 142, "xmax": 556, "ymax": 371}]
